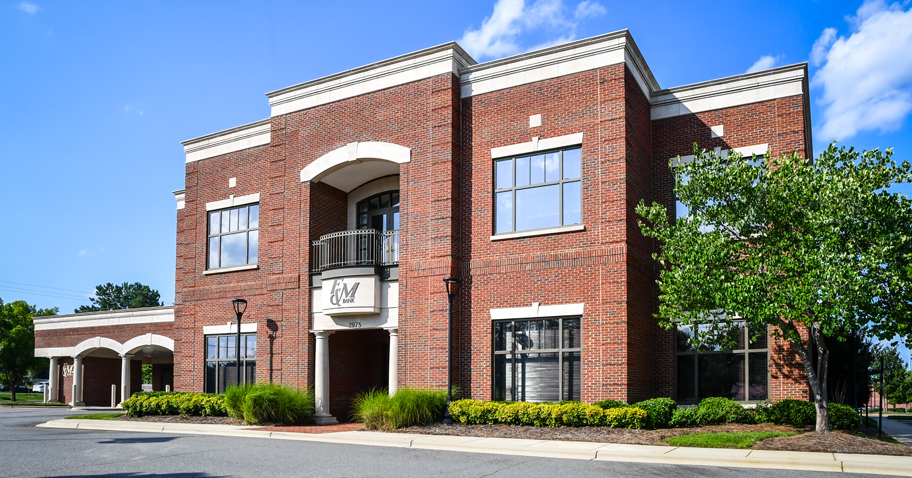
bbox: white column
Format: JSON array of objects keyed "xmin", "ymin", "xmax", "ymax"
[
  {"xmin": 312, "ymin": 330, "xmax": 338, "ymax": 425},
  {"xmin": 47, "ymin": 357, "xmax": 58, "ymax": 403},
  {"xmin": 72, "ymin": 356, "xmax": 84, "ymax": 406},
  {"xmin": 120, "ymin": 353, "xmax": 133, "ymax": 406},
  {"xmin": 386, "ymin": 328, "xmax": 398, "ymax": 397}
]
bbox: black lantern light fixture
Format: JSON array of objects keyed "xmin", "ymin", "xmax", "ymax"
[
  {"xmin": 442, "ymin": 276, "xmax": 459, "ymax": 425},
  {"xmin": 232, "ymin": 298, "xmax": 248, "ymax": 388}
]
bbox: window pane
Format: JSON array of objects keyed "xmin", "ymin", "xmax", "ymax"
[
  {"xmin": 239, "ymin": 206, "xmax": 248, "ymax": 230},
  {"xmin": 514, "ymin": 320, "xmax": 528, "ymax": 351},
  {"xmin": 230, "ymin": 208, "xmax": 239, "ymax": 232},
  {"xmin": 393, "ymin": 212, "xmax": 399, "ymax": 230},
  {"xmin": 494, "ymin": 322, "xmax": 513, "ymax": 351},
  {"xmin": 731, "ymin": 321, "xmax": 748, "ymax": 350},
  {"xmin": 749, "ymin": 354, "xmax": 768, "ymax": 400},
  {"xmin": 392, "ymin": 192, "xmax": 399, "ymax": 207},
  {"xmin": 205, "ymin": 362, "xmax": 216, "ymax": 394},
  {"xmin": 206, "ymin": 337, "xmax": 217, "ymax": 360},
  {"xmin": 516, "ymin": 157, "xmax": 530, "ymax": 187},
  {"xmin": 218, "ymin": 337, "xmax": 227, "ymax": 359},
  {"xmin": 749, "ymin": 326, "xmax": 768, "ymax": 349},
  {"xmin": 514, "ymin": 353, "xmax": 559, "ymax": 402},
  {"xmin": 359, "ymin": 202, "xmax": 368, "ymax": 213},
  {"xmin": 370, "ymin": 196, "xmax": 380, "ymax": 210},
  {"xmin": 249, "ymin": 205, "xmax": 259, "ymax": 228},
  {"xmin": 218, "ymin": 362, "xmax": 229, "ymax": 394},
  {"xmin": 208, "ymin": 237, "xmax": 219, "ymax": 269},
  {"xmin": 246, "ymin": 335, "xmax": 257, "ymax": 359},
  {"xmin": 245, "ymin": 362, "xmax": 256, "ymax": 386},
  {"xmin": 248, "ymin": 230, "xmax": 258, "ymax": 264},
  {"xmin": 562, "ymin": 318, "xmax": 580, "ymax": 349},
  {"xmin": 543, "ymin": 319, "xmax": 559, "ymax": 349},
  {"xmin": 545, "ymin": 152, "xmax": 560, "ymax": 182},
  {"xmin": 495, "ymin": 159, "xmax": 512, "ymax": 189},
  {"xmin": 516, "ymin": 185, "xmax": 559, "ymax": 231},
  {"xmin": 495, "ymin": 191, "xmax": 513, "ymax": 233},
  {"xmin": 380, "ymin": 193, "xmax": 390, "ymax": 209},
  {"xmin": 676, "ymin": 325, "xmax": 694, "ymax": 352},
  {"xmin": 359, "ymin": 214, "xmax": 368, "ymax": 227},
  {"xmin": 562, "ymin": 352, "xmax": 581, "ymax": 401},
  {"xmin": 698, "ymin": 353, "xmax": 744, "ymax": 400},
  {"xmin": 530, "ymin": 154, "xmax": 545, "ymax": 184},
  {"xmin": 494, "ymin": 355, "xmax": 509, "ymax": 401},
  {"xmin": 220, "ymin": 232, "xmax": 246, "ymax": 267},
  {"xmin": 562, "ymin": 148, "xmax": 581, "ymax": 179},
  {"xmin": 524, "ymin": 320, "xmax": 544, "ymax": 350},
  {"xmin": 221, "ymin": 210, "xmax": 230, "ymax": 233},
  {"xmin": 225, "ymin": 336, "xmax": 237, "ymax": 359},
  {"xmin": 676, "ymin": 355, "xmax": 696, "ymax": 402},
  {"xmin": 562, "ymin": 181, "xmax": 581, "ymax": 225},
  {"xmin": 209, "ymin": 212, "xmax": 220, "ymax": 235},
  {"xmin": 223, "ymin": 362, "xmax": 238, "ymax": 391}
]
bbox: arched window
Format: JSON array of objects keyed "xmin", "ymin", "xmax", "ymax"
[{"xmin": 357, "ymin": 191, "xmax": 399, "ymax": 231}]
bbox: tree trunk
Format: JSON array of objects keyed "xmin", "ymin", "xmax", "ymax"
[{"xmin": 782, "ymin": 320, "xmax": 831, "ymax": 433}]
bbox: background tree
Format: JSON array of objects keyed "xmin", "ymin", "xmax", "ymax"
[
  {"xmin": 872, "ymin": 345, "xmax": 910, "ymax": 407},
  {"xmin": 637, "ymin": 144, "xmax": 912, "ymax": 433},
  {"xmin": 0, "ymin": 299, "xmax": 58, "ymax": 401},
  {"xmin": 76, "ymin": 282, "xmax": 163, "ymax": 313}
]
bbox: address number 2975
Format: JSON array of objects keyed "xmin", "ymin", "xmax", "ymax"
[{"xmin": 347, "ymin": 321, "xmax": 362, "ymax": 328}]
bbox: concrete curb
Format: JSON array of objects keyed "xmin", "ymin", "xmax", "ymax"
[{"xmin": 39, "ymin": 419, "xmax": 912, "ymax": 475}]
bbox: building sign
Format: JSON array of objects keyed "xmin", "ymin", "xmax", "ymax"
[
  {"xmin": 321, "ymin": 274, "xmax": 380, "ymax": 316},
  {"xmin": 62, "ymin": 364, "xmax": 75, "ymax": 377}
]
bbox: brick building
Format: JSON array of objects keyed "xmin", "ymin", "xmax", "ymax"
[{"xmin": 35, "ymin": 30, "xmax": 812, "ymax": 418}]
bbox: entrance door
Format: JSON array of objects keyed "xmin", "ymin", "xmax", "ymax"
[{"xmin": 357, "ymin": 191, "xmax": 399, "ymax": 232}]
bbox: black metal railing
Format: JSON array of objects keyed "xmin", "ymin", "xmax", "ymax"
[{"xmin": 311, "ymin": 229, "xmax": 399, "ymax": 272}]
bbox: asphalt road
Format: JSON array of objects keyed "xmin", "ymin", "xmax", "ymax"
[{"xmin": 0, "ymin": 406, "xmax": 885, "ymax": 478}]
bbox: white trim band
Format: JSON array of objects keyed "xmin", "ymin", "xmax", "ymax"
[
  {"xmin": 491, "ymin": 224, "xmax": 585, "ymax": 241},
  {"xmin": 203, "ymin": 322, "xmax": 258, "ymax": 335},
  {"xmin": 205, "ymin": 193, "xmax": 260, "ymax": 211},
  {"xmin": 490, "ymin": 302, "xmax": 585, "ymax": 321},
  {"xmin": 173, "ymin": 189, "xmax": 186, "ymax": 211},
  {"xmin": 491, "ymin": 133, "xmax": 584, "ymax": 159},
  {"xmin": 182, "ymin": 119, "xmax": 271, "ymax": 163},
  {"xmin": 672, "ymin": 143, "xmax": 769, "ymax": 167},
  {"xmin": 34, "ymin": 307, "xmax": 174, "ymax": 331}
]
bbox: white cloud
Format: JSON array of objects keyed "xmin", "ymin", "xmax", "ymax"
[
  {"xmin": 78, "ymin": 247, "xmax": 105, "ymax": 257},
  {"xmin": 745, "ymin": 55, "xmax": 781, "ymax": 73},
  {"xmin": 812, "ymin": 0, "xmax": 912, "ymax": 140},
  {"xmin": 124, "ymin": 105, "xmax": 144, "ymax": 116},
  {"xmin": 18, "ymin": 2, "xmax": 37, "ymax": 13},
  {"xmin": 459, "ymin": 0, "xmax": 606, "ymax": 60}
]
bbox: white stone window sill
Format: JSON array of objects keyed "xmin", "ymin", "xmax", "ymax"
[
  {"xmin": 490, "ymin": 224, "xmax": 585, "ymax": 241},
  {"xmin": 203, "ymin": 264, "xmax": 259, "ymax": 275}
]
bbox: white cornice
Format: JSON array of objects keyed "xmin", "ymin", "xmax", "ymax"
[
  {"xmin": 491, "ymin": 133, "xmax": 584, "ymax": 159},
  {"xmin": 489, "ymin": 302, "xmax": 585, "ymax": 320},
  {"xmin": 650, "ymin": 63, "xmax": 808, "ymax": 120},
  {"xmin": 181, "ymin": 119, "xmax": 271, "ymax": 163},
  {"xmin": 266, "ymin": 43, "xmax": 476, "ymax": 117},
  {"xmin": 34, "ymin": 306, "xmax": 175, "ymax": 331},
  {"xmin": 173, "ymin": 189, "xmax": 186, "ymax": 210}
]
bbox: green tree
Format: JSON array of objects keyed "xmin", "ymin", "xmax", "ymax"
[
  {"xmin": 0, "ymin": 299, "xmax": 58, "ymax": 401},
  {"xmin": 872, "ymin": 345, "xmax": 910, "ymax": 407},
  {"xmin": 637, "ymin": 144, "xmax": 912, "ymax": 433},
  {"xmin": 76, "ymin": 282, "xmax": 163, "ymax": 313}
]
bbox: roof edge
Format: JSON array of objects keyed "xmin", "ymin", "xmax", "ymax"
[
  {"xmin": 655, "ymin": 62, "xmax": 808, "ymax": 96},
  {"xmin": 180, "ymin": 118, "xmax": 271, "ymax": 147},
  {"xmin": 33, "ymin": 305, "xmax": 175, "ymax": 321}
]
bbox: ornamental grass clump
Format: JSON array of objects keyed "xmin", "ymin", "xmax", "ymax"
[
  {"xmin": 225, "ymin": 383, "xmax": 315, "ymax": 425},
  {"xmin": 352, "ymin": 388, "xmax": 447, "ymax": 430}
]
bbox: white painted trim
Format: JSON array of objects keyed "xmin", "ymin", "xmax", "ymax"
[
  {"xmin": 491, "ymin": 133, "xmax": 584, "ymax": 159},
  {"xmin": 34, "ymin": 347, "xmax": 75, "ymax": 358},
  {"xmin": 173, "ymin": 189, "xmax": 186, "ymax": 210},
  {"xmin": 672, "ymin": 143, "xmax": 769, "ymax": 167},
  {"xmin": 33, "ymin": 307, "xmax": 174, "ymax": 331},
  {"xmin": 650, "ymin": 64, "xmax": 807, "ymax": 120},
  {"xmin": 74, "ymin": 337, "xmax": 123, "ymax": 357},
  {"xmin": 203, "ymin": 322, "xmax": 258, "ymax": 335},
  {"xmin": 182, "ymin": 119, "xmax": 271, "ymax": 163},
  {"xmin": 490, "ymin": 302, "xmax": 585, "ymax": 321},
  {"xmin": 268, "ymin": 44, "xmax": 475, "ymax": 117},
  {"xmin": 491, "ymin": 224, "xmax": 585, "ymax": 241},
  {"xmin": 301, "ymin": 142, "xmax": 411, "ymax": 183},
  {"xmin": 205, "ymin": 193, "xmax": 260, "ymax": 211},
  {"xmin": 202, "ymin": 264, "xmax": 259, "ymax": 275},
  {"xmin": 122, "ymin": 334, "xmax": 175, "ymax": 354}
]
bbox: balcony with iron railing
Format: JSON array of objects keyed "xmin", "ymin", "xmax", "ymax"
[{"xmin": 311, "ymin": 229, "xmax": 399, "ymax": 273}]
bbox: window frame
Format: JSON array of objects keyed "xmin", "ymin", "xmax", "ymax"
[
  {"xmin": 674, "ymin": 321, "xmax": 770, "ymax": 404},
  {"xmin": 206, "ymin": 203, "xmax": 259, "ymax": 270},
  {"xmin": 356, "ymin": 190, "xmax": 400, "ymax": 231},
  {"xmin": 491, "ymin": 316, "xmax": 582, "ymax": 402},
  {"xmin": 493, "ymin": 147, "xmax": 582, "ymax": 236},
  {"xmin": 203, "ymin": 333, "xmax": 257, "ymax": 394}
]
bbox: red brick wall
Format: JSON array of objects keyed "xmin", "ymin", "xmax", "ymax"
[
  {"xmin": 327, "ymin": 329, "xmax": 389, "ymax": 420},
  {"xmin": 35, "ymin": 321, "xmax": 173, "ymax": 350}
]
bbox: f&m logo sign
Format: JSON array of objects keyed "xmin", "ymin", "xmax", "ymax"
[{"xmin": 329, "ymin": 279, "xmax": 360, "ymax": 306}]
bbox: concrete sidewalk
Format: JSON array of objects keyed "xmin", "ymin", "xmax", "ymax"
[
  {"xmin": 875, "ymin": 415, "xmax": 912, "ymax": 446},
  {"xmin": 39, "ymin": 419, "xmax": 912, "ymax": 476}
]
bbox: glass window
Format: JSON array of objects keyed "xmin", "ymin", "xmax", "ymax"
[
  {"xmin": 204, "ymin": 333, "xmax": 257, "ymax": 394},
  {"xmin": 675, "ymin": 321, "xmax": 768, "ymax": 403},
  {"xmin": 207, "ymin": 203, "xmax": 259, "ymax": 270},
  {"xmin": 356, "ymin": 191, "xmax": 399, "ymax": 232},
  {"xmin": 494, "ymin": 147, "xmax": 583, "ymax": 234},
  {"xmin": 493, "ymin": 317, "xmax": 582, "ymax": 402}
]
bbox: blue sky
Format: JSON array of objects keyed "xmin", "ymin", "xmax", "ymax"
[{"xmin": 2, "ymin": 0, "xmax": 911, "ymax": 361}]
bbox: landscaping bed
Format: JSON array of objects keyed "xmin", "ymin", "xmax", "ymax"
[{"xmin": 118, "ymin": 414, "xmax": 243, "ymax": 425}]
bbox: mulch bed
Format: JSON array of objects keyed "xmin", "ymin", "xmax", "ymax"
[
  {"xmin": 395, "ymin": 422, "xmax": 912, "ymax": 456},
  {"xmin": 118, "ymin": 415, "xmax": 244, "ymax": 425}
]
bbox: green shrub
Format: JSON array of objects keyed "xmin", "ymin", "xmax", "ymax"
[
  {"xmin": 353, "ymin": 388, "xmax": 447, "ymax": 430},
  {"xmin": 670, "ymin": 407, "xmax": 699, "ymax": 427},
  {"xmin": 594, "ymin": 399, "xmax": 627, "ymax": 410},
  {"xmin": 757, "ymin": 399, "xmax": 815, "ymax": 427},
  {"xmin": 632, "ymin": 398, "xmax": 677, "ymax": 429},
  {"xmin": 121, "ymin": 392, "xmax": 227, "ymax": 418},
  {"xmin": 448, "ymin": 400, "xmax": 646, "ymax": 428},
  {"xmin": 695, "ymin": 397, "xmax": 753, "ymax": 425},
  {"xmin": 224, "ymin": 383, "xmax": 315, "ymax": 425},
  {"xmin": 828, "ymin": 403, "xmax": 859, "ymax": 431}
]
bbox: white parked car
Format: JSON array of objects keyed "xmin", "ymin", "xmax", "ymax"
[{"xmin": 32, "ymin": 381, "xmax": 48, "ymax": 393}]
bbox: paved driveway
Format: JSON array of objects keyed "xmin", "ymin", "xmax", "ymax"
[{"xmin": 0, "ymin": 406, "xmax": 889, "ymax": 478}]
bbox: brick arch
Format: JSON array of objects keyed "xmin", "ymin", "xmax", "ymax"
[
  {"xmin": 122, "ymin": 333, "xmax": 175, "ymax": 355},
  {"xmin": 73, "ymin": 337, "xmax": 122, "ymax": 357},
  {"xmin": 300, "ymin": 141, "xmax": 411, "ymax": 184}
]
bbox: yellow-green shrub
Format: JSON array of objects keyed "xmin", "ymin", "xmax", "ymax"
[
  {"xmin": 121, "ymin": 391, "xmax": 227, "ymax": 417},
  {"xmin": 448, "ymin": 400, "xmax": 646, "ymax": 428}
]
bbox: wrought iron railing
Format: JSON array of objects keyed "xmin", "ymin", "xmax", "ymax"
[{"xmin": 311, "ymin": 229, "xmax": 399, "ymax": 272}]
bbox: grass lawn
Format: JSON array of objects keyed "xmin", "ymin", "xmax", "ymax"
[
  {"xmin": 64, "ymin": 413, "xmax": 124, "ymax": 420},
  {"xmin": 0, "ymin": 392, "xmax": 43, "ymax": 401},
  {"xmin": 0, "ymin": 401, "xmax": 67, "ymax": 406},
  {"xmin": 666, "ymin": 432, "xmax": 799, "ymax": 449}
]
